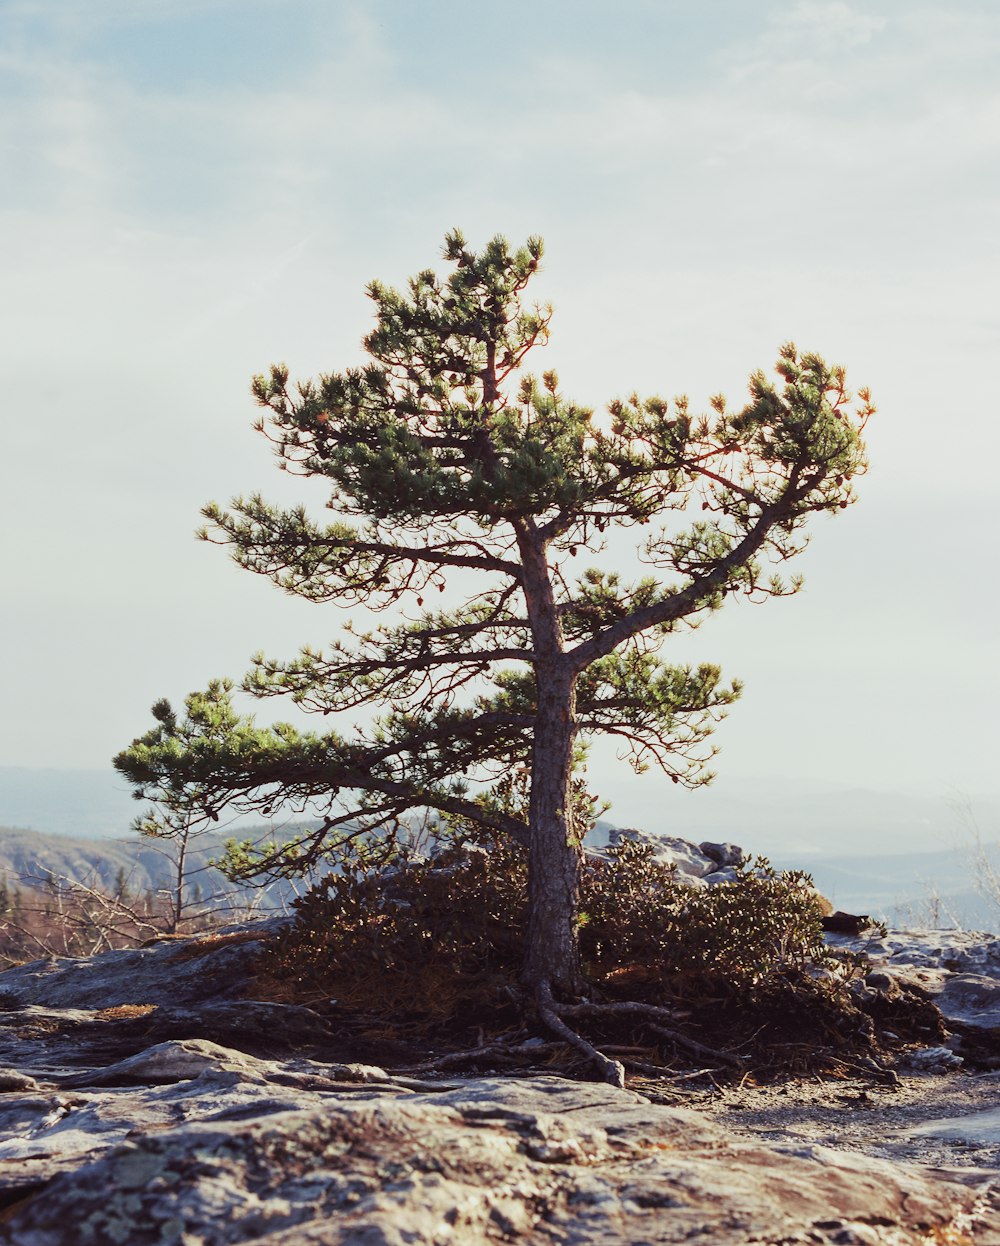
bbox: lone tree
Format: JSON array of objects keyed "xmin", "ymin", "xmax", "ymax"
[{"xmin": 116, "ymin": 230, "xmax": 871, "ymax": 1056}]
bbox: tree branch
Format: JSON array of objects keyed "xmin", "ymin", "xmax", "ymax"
[{"xmin": 566, "ymin": 496, "xmax": 795, "ymax": 672}]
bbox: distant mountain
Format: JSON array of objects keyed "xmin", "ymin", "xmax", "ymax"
[
  {"xmin": 0, "ymin": 768, "xmax": 140, "ymax": 839},
  {"xmin": 768, "ymin": 845, "xmax": 1000, "ymax": 934}
]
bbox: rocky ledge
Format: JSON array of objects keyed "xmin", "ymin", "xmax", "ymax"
[{"xmin": 0, "ymin": 920, "xmax": 1000, "ymax": 1242}]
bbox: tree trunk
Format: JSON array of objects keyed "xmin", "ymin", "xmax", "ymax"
[
  {"xmin": 510, "ymin": 502, "xmax": 582, "ymax": 1000},
  {"xmin": 171, "ymin": 830, "xmax": 188, "ymax": 935},
  {"xmin": 523, "ymin": 667, "xmax": 583, "ymax": 998}
]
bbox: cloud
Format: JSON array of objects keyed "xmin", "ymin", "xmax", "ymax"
[{"xmin": 779, "ymin": 1, "xmax": 887, "ymax": 48}]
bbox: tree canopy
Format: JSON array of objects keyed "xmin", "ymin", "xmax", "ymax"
[{"xmin": 115, "ymin": 229, "xmax": 872, "ymax": 1055}]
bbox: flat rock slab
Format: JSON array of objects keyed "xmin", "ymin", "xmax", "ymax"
[
  {"xmin": 0, "ymin": 923, "xmax": 285, "ymax": 1012},
  {"xmin": 1, "ymin": 1071, "xmax": 989, "ymax": 1246},
  {"xmin": 910, "ymin": 1103, "xmax": 1000, "ymax": 1146},
  {"xmin": 0, "ymin": 1040, "xmax": 450, "ymax": 1186}
]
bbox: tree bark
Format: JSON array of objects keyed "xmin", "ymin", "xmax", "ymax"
[{"xmin": 522, "ymin": 664, "xmax": 583, "ymax": 996}]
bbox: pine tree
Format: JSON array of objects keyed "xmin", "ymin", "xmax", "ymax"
[{"xmin": 115, "ymin": 231, "xmax": 871, "ymax": 1074}]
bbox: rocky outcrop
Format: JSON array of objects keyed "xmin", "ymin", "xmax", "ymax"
[
  {"xmin": 0, "ymin": 921, "xmax": 284, "ymax": 1011},
  {"xmin": 592, "ymin": 828, "xmax": 747, "ymax": 887},
  {"xmin": 0, "ymin": 922, "xmax": 338, "ymax": 1082},
  {"xmin": 0, "ymin": 920, "xmax": 998, "ymax": 1243},
  {"xmin": 833, "ymin": 928, "xmax": 1000, "ymax": 1078},
  {"xmin": 2, "ymin": 1059, "xmax": 990, "ymax": 1246}
]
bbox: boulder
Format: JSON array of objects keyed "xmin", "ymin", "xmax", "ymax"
[
  {"xmin": 604, "ymin": 828, "xmax": 719, "ymax": 879},
  {"xmin": 699, "ymin": 840, "xmax": 746, "ymax": 868},
  {"xmin": 592, "ymin": 830, "xmax": 754, "ymax": 889},
  {"xmin": 822, "ymin": 910, "xmax": 872, "ymax": 935},
  {"xmin": 702, "ymin": 866, "xmax": 741, "ymax": 887}
]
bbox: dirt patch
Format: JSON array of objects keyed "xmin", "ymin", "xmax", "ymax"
[{"xmin": 673, "ymin": 1068, "xmax": 1000, "ymax": 1175}]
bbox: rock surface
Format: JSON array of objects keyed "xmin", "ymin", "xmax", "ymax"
[
  {"xmin": 0, "ymin": 916, "xmax": 1000, "ymax": 1242},
  {"xmin": 2, "ymin": 1066, "xmax": 991, "ymax": 1246},
  {"xmin": 593, "ymin": 828, "xmax": 730, "ymax": 887},
  {"xmin": 834, "ymin": 927, "xmax": 1000, "ymax": 1038}
]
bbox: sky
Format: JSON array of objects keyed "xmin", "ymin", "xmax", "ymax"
[{"xmin": 2, "ymin": 0, "xmax": 998, "ymax": 842}]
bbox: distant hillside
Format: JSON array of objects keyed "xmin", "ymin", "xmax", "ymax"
[
  {"xmin": 3, "ymin": 821, "xmax": 998, "ymax": 935},
  {"xmin": 0, "ymin": 822, "xmax": 317, "ymax": 916},
  {"xmin": 0, "ymin": 825, "xmax": 221, "ymax": 894}
]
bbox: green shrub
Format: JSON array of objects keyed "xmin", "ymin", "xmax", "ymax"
[
  {"xmin": 580, "ymin": 839, "xmax": 833, "ymax": 990},
  {"xmin": 260, "ymin": 831, "xmax": 839, "ymax": 1025}
]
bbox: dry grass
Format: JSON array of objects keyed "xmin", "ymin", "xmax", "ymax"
[{"xmin": 93, "ymin": 1004, "xmax": 158, "ymax": 1021}]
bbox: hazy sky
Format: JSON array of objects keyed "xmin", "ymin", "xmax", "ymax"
[{"xmin": 3, "ymin": 1, "xmax": 998, "ymax": 830}]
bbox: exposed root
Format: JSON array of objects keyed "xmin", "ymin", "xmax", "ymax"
[
  {"xmin": 389, "ymin": 995, "xmax": 745, "ymax": 1086},
  {"xmin": 647, "ymin": 1024, "xmax": 745, "ymax": 1070},
  {"xmin": 555, "ymin": 999, "xmax": 746, "ymax": 1070},
  {"xmin": 403, "ymin": 1039, "xmax": 564, "ymax": 1074},
  {"xmin": 536, "ymin": 982, "xmax": 626, "ymax": 1088},
  {"xmin": 558, "ymin": 999, "xmax": 685, "ymax": 1026},
  {"xmin": 622, "ymin": 1059, "xmax": 722, "ymax": 1082}
]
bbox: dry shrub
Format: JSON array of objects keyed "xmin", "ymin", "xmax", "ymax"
[{"xmin": 262, "ymin": 835, "xmax": 526, "ymax": 1022}]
